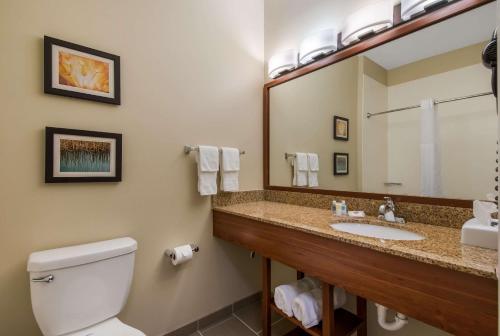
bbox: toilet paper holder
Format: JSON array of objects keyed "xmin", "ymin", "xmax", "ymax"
[{"xmin": 165, "ymin": 244, "xmax": 200, "ymax": 261}]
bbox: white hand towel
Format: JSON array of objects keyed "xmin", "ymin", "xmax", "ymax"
[
  {"xmin": 307, "ymin": 153, "xmax": 319, "ymax": 187},
  {"xmin": 420, "ymin": 99, "xmax": 441, "ymax": 197},
  {"xmin": 293, "ymin": 153, "xmax": 308, "ymax": 187},
  {"xmin": 196, "ymin": 145, "xmax": 219, "ymax": 196},
  {"xmin": 274, "ymin": 277, "xmax": 320, "ymax": 317},
  {"xmin": 220, "ymin": 147, "xmax": 240, "ymax": 192},
  {"xmin": 292, "ymin": 287, "xmax": 347, "ymax": 329}
]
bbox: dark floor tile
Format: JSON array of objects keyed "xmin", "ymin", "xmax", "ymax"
[
  {"xmin": 256, "ymin": 318, "xmax": 297, "ymax": 336},
  {"xmin": 234, "ymin": 301, "xmax": 281, "ymax": 333},
  {"xmin": 198, "ymin": 305, "xmax": 233, "ymax": 330},
  {"xmin": 165, "ymin": 321, "xmax": 198, "ymax": 336},
  {"xmin": 233, "ymin": 292, "xmax": 261, "ymax": 311},
  {"xmin": 201, "ymin": 317, "xmax": 256, "ymax": 336},
  {"xmin": 269, "ymin": 318, "xmax": 296, "ymax": 336}
]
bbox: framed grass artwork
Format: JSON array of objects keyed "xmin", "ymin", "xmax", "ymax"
[
  {"xmin": 45, "ymin": 127, "xmax": 122, "ymax": 183},
  {"xmin": 44, "ymin": 36, "xmax": 121, "ymax": 105}
]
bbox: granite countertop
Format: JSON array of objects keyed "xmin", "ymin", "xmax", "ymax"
[{"xmin": 213, "ymin": 201, "xmax": 498, "ymax": 279}]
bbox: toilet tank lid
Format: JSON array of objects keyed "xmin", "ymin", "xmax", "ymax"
[{"xmin": 27, "ymin": 237, "xmax": 137, "ymax": 272}]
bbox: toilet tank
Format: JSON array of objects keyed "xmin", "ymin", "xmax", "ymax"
[{"xmin": 27, "ymin": 237, "xmax": 137, "ymax": 336}]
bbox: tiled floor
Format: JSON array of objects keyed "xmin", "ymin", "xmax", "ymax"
[{"xmin": 195, "ymin": 301, "xmax": 296, "ymax": 336}]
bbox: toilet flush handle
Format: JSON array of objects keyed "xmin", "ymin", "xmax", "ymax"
[{"xmin": 31, "ymin": 275, "xmax": 54, "ymax": 283}]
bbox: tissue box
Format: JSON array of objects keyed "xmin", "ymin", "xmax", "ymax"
[{"xmin": 461, "ymin": 218, "xmax": 498, "ymax": 250}]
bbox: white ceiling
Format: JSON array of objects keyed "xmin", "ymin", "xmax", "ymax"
[{"xmin": 363, "ymin": 2, "xmax": 497, "ymax": 70}]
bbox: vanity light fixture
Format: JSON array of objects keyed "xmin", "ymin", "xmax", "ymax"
[
  {"xmin": 401, "ymin": 0, "xmax": 452, "ymax": 21},
  {"xmin": 341, "ymin": 0, "xmax": 394, "ymax": 46},
  {"xmin": 298, "ymin": 29, "xmax": 338, "ymax": 65},
  {"xmin": 268, "ymin": 49, "xmax": 298, "ymax": 79}
]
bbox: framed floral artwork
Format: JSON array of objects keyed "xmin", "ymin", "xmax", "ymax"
[{"xmin": 44, "ymin": 36, "xmax": 120, "ymax": 105}]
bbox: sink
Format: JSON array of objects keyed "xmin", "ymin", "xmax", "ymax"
[{"xmin": 330, "ymin": 223, "xmax": 425, "ymax": 241}]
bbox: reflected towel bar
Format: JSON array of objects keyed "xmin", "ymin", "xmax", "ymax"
[
  {"xmin": 384, "ymin": 182, "xmax": 403, "ymax": 186},
  {"xmin": 367, "ymin": 92, "xmax": 493, "ymax": 118},
  {"xmin": 285, "ymin": 153, "xmax": 320, "ymax": 160},
  {"xmin": 184, "ymin": 145, "xmax": 245, "ymax": 155}
]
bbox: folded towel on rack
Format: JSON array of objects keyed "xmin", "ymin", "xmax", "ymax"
[
  {"xmin": 196, "ymin": 145, "xmax": 219, "ymax": 196},
  {"xmin": 274, "ymin": 277, "xmax": 320, "ymax": 317},
  {"xmin": 292, "ymin": 287, "xmax": 346, "ymax": 329},
  {"xmin": 220, "ymin": 147, "xmax": 240, "ymax": 192},
  {"xmin": 293, "ymin": 153, "xmax": 308, "ymax": 187},
  {"xmin": 307, "ymin": 153, "xmax": 319, "ymax": 187}
]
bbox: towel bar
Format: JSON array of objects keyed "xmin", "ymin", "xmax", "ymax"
[
  {"xmin": 184, "ymin": 145, "xmax": 245, "ymax": 155},
  {"xmin": 285, "ymin": 153, "xmax": 319, "ymax": 160}
]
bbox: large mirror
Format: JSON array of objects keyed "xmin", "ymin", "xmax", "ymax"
[{"xmin": 268, "ymin": 2, "xmax": 497, "ymax": 201}]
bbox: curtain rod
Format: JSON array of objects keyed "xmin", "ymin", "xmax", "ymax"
[{"xmin": 366, "ymin": 92, "xmax": 493, "ymax": 119}]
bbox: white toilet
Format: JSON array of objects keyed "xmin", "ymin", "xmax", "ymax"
[{"xmin": 27, "ymin": 237, "xmax": 145, "ymax": 336}]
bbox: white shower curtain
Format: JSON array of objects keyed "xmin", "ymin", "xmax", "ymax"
[{"xmin": 420, "ymin": 98, "xmax": 442, "ymax": 197}]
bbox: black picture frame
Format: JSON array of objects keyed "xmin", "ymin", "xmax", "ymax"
[
  {"xmin": 333, "ymin": 116, "xmax": 349, "ymax": 141},
  {"xmin": 333, "ymin": 153, "xmax": 349, "ymax": 176},
  {"xmin": 44, "ymin": 36, "xmax": 121, "ymax": 105},
  {"xmin": 45, "ymin": 127, "xmax": 122, "ymax": 183}
]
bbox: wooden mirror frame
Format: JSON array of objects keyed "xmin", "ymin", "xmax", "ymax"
[{"xmin": 263, "ymin": 0, "xmax": 495, "ymax": 208}]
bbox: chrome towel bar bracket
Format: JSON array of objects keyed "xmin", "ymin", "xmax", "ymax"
[{"xmin": 184, "ymin": 145, "xmax": 245, "ymax": 155}]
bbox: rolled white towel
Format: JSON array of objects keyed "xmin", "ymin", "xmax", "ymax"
[
  {"xmin": 292, "ymin": 287, "xmax": 347, "ymax": 329},
  {"xmin": 274, "ymin": 277, "xmax": 320, "ymax": 317}
]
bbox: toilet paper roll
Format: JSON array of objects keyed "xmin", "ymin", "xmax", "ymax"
[{"xmin": 171, "ymin": 244, "xmax": 193, "ymax": 266}]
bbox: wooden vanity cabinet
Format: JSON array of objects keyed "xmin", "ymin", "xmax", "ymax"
[{"xmin": 213, "ymin": 210, "xmax": 498, "ymax": 336}]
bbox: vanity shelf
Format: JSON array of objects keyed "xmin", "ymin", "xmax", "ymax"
[{"xmin": 271, "ymin": 299, "xmax": 364, "ymax": 336}]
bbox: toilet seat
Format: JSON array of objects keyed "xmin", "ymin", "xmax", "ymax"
[{"xmin": 66, "ymin": 318, "xmax": 145, "ymax": 336}]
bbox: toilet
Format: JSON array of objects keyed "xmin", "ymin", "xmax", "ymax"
[{"xmin": 27, "ymin": 237, "xmax": 145, "ymax": 336}]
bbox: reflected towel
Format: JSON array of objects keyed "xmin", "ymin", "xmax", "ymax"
[
  {"xmin": 293, "ymin": 153, "xmax": 308, "ymax": 187},
  {"xmin": 307, "ymin": 153, "xmax": 319, "ymax": 187}
]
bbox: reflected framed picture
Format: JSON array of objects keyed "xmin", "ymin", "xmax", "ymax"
[
  {"xmin": 333, "ymin": 116, "xmax": 349, "ymax": 141},
  {"xmin": 44, "ymin": 36, "xmax": 121, "ymax": 105},
  {"xmin": 333, "ymin": 153, "xmax": 349, "ymax": 175},
  {"xmin": 45, "ymin": 127, "xmax": 122, "ymax": 183}
]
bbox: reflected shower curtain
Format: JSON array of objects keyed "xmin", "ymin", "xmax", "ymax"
[{"xmin": 420, "ymin": 98, "xmax": 442, "ymax": 196}]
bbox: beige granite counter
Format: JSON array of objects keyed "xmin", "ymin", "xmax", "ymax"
[{"xmin": 214, "ymin": 201, "xmax": 498, "ymax": 279}]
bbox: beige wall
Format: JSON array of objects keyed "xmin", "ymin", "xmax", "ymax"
[
  {"xmin": 269, "ymin": 57, "xmax": 359, "ymax": 190},
  {"xmin": 0, "ymin": 1, "xmax": 264, "ymax": 335},
  {"xmin": 359, "ymin": 64, "xmax": 389, "ymax": 194}
]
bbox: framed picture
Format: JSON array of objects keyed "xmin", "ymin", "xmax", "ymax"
[
  {"xmin": 333, "ymin": 116, "xmax": 349, "ymax": 141},
  {"xmin": 45, "ymin": 127, "xmax": 122, "ymax": 183},
  {"xmin": 333, "ymin": 153, "xmax": 349, "ymax": 175},
  {"xmin": 44, "ymin": 36, "xmax": 121, "ymax": 105}
]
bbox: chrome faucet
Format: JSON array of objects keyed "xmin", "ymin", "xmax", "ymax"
[{"xmin": 378, "ymin": 197, "xmax": 405, "ymax": 224}]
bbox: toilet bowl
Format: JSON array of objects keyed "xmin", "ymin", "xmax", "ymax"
[{"xmin": 27, "ymin": 237, "xmax": 145, "ymax": 336}]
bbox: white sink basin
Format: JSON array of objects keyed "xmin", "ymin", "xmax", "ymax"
[{"xmin": 330, "ymin": 223, "xmax": 425, "ymax": 241}]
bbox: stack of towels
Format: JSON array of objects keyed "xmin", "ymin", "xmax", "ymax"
[
  {"xmin": 274, "ymin": 277, "xmax": 346, "ymax": 329},
  {"xmin": 196, "ymin": 146, "xmax": 240, "ymax": 196},
  {"xmin": 293, "ymin": 153, "xmax": 319, "ymax": 187}
]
